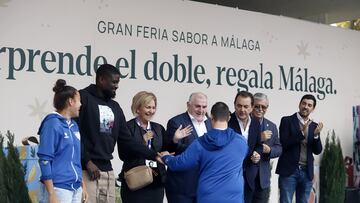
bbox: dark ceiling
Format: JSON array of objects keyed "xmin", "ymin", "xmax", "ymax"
[{"xmin": 191, "ymin": 0, "xmax": 360, "ymax": 24}]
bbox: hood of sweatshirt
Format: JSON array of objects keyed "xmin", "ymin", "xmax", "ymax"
[
  {"xmin": 83, "ymin": 84, "xmax": 111, "ymax": 102},
  {"xmin": 37, "ymin": 112, "xmax": 68, "ymax": 134},
  {"xmin": 198, "ymin": 128, "xmax": 236, "ymax": 151}
]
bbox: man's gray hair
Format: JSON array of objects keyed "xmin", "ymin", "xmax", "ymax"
[
  {"xmin": 188, "ymin": 92, "xmax": 207, "ymax": 103},
  {"xmin": 253, "ymin": 92, "xmax": 268, "ymax": 103}
]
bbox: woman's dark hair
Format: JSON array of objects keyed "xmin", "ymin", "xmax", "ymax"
[{"xmin": 53, "ymin": 79, "xmax": 77, "ymax": 111}]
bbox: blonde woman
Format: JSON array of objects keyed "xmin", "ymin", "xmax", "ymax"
[{"xmin": 120, "ymin": 91, "xmax": 191, "ymax": 203}]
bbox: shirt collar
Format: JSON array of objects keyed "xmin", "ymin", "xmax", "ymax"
[
  {"xmin": 296, "ymin": 112, "xmax": 311, "ymax": 125},
  {"xmin": 135, "ymin": 117, "xmax": 151, "ymax": 130},
  {"xmin": 235, "ymin": 114, "xmax": 252, "ymax": 129}
]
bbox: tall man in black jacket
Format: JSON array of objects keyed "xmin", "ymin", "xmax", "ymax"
[
  {"xmin": 228, "ymin": 91, "xmax": 263, "ymax": 203},
  {"xmin": 77, "ymin": 64, "xmax": 160, "ymax": 203}
]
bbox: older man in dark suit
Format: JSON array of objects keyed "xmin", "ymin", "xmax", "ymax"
[
  {"xmin": 165, "ymin": 92, "xmax": 212, "ymax": 203},
  {"xmin": 276, "ymin": 94, "xmax": 323, "ymax": 203},
  {"xmin": 228, "ymin": 91, "xmax": 263, "ymax": 203},
  {"xmin": 248, "ymin": 92, "xmax": 282, "ymax": 203}
]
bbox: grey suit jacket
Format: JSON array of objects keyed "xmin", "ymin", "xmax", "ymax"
[{"xmin": 258, "ymin": 118, "xmax": 282, "ymax": 189}]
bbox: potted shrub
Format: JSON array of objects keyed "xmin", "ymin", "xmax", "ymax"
[{"xmin": 320, "ymin": 130, "xmax": 346, "ymax": 203}]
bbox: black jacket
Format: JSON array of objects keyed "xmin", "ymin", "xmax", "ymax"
[
  {"xmin": 228, "ymin": 112, "xmax": 263, "ymax": 190},
  {"xmin": 120, "ymin": 119, "xmax": 167, "ymax": 186},
  {"xmin": 276, "ymin": 113, "xmax": 322, "ymax": 180}
]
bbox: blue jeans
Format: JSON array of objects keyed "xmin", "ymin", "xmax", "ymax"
[
  {"xmin": 39, "ymin": 184, "xmax": 83, "ymax": 203},
  {"xmin": 279, "ymin": 167, "xmax": 313, "ymax": 203}
]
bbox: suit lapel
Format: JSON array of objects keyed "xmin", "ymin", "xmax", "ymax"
[
  {"xmin": 151, "ymin": 122, "xmax": 162, "ymax": 151},
  {"xmin": 262, "ymin": 118, "xmax": 272, "ymax": 144},
  {"xmin": 262, "ymin": 118, "xmax": 268, "ymax": 131},
  {"xmin": 229, "ymin": 113, "xmax": 242, "ymax": 134},
  {"xmin": 248, "ymin": 120, "xmax": 256, "ymax": 149},
  {"xmin": 307, "ymin": 122, "xmax": 316, "ymax": 143},
  {"xmin": 291, "ymin": 113, "xmax": 301, "ymax": 132}
]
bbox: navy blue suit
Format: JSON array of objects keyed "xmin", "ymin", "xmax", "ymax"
[
  {"xmin": 228, "ymin": 113, "xmax": 263, "ymax": 191},
  {"xmin": 258, "ymin": 118, "xmax": 282, "ymax": 189},
  {"xmin": 275, "ymin": 113, "xmax": 322, "ymax": 180},
  {"xmin": 165, "ymin": 112, "xmax": 212, "ymax": 203}
]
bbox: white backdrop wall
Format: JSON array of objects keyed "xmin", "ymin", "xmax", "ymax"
[{"xmin": 1, "ymin": 0, "xmax": 360, "ymax": 201}]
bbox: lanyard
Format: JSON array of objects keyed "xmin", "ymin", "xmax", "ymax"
[{"xmin": 136, "ymin": 117, "xmax": 152, "ymax": 149}]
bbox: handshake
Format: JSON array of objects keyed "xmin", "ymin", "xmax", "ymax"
[{"xmin": 155, "ymin": 151, "xmax": 174, "ymax": 165}]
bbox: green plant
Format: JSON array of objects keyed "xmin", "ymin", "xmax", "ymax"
[
  {"xmin": 320, "ymin": 130, "xmax": 346, "ymax": 203},
  {"xmin": 0, "ymin": 132, "xmax": 7, "ymax": 203},
  {"xmin": 2, "ymin": 131, "xmax": 31, "ymax": 203}
]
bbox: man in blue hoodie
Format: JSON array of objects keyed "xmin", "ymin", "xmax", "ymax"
[{"xmin": 159, "ymin": 102, "xmax": 248, "ymax": 203}]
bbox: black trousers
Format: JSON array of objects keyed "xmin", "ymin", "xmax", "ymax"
[
  {"xmin": 244, "ymin": 174, "xmax": 270, "ymax": 203},
  {"xmin": 165, "ymin": 192, "xmax": 196, "ymax": 203}
]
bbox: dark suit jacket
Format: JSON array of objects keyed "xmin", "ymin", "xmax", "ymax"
[
  {"xmin": 165, "ymin": 112, "xmax": 212, "ymax": 197},
  {"xmin": 228, "ymin": 112, "xmax": 263, "ymax": 190},
  {"xmin": 275, "ymin": 113, "xmax": 322, "ymax": 180},
  {"xmin": 258, "ymin": 118, "xmax": 282, "ymax": 189}
]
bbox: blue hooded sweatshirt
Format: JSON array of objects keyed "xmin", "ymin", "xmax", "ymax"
[
  {"xmin": 37, "ymin": 112, "xmax": 82, "ymax": 191},
  {"xmin": 163, "ymin": 128, "xmax": 248, "ymax": 203}
]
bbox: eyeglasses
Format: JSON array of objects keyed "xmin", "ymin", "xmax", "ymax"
[{"xmin": 254, "ymin": 105, "xmax": 268, "ymax": 111}]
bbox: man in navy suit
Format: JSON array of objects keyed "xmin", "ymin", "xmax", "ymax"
[
  {"xmin": 165, "ymin": 92, "xmax": 212, "ymax": 203},
  {"xmin": 228, "ymin": 91, "xmax": 263, "ymax": 203},
  {"xmin": 249, "ymin": 92, "xmax": 282, "ymax": 203},
  {"xmin": 276, "ymin": 94, "xmax": 323, "ymax": 203}
]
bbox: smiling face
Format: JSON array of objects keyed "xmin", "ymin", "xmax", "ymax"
[
  {"xmin": 137, "ymin": 99, "xmax": 156, "ymax": 124},
  {"xmin": 298, "ymin": 98, "xmax": 315, "ymax": 119},
  {"xmin": 99, "ymin": 74, "xmax": 120, "ymax": 99},
  {"xmin": 252, "ymin": 98, "xmax": 269, "ymax": 120},
  {"xmin": 131, "ymin": 91, "xmax": 158, "ymax": 124},
  {"xmin": 69, "ymin": 91, "xmax": 81, "ymax": 118},
  {"xmin": 187, "ymin": 93, "xmax": 208, "ymax": 122}
]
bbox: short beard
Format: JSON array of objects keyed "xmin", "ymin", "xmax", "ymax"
[{"xmin": 103, "ymin": 90, "xmax": 116, "ymax": 99}]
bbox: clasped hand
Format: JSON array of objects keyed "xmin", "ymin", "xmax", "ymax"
[
  {"xmin": 142, "ymin": 131, "xmax": 154, "ymax": 144},
  {"xmin": 314, "ymin": 122, "xmax": 323, "ymax": 135},
  {"xmin": 250, "ymin": 151, "xmax": 261, "ymax": 164},
  {"xmin": 261, "ymin": 130, "xmax": 272, "ymax": 142}
]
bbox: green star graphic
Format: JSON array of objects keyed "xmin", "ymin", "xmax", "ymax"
[
  {"xmin": 297, "ymin": 41, "xmax": 310, "ymax": 60},
  {"xmin": 28, "ymin": 98, "xmax": 48, "ymax": 120}
]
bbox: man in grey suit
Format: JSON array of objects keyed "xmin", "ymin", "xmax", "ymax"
[{"xmin": 247, "ymin": 92, "xmax": 282, "ymax": 203}]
